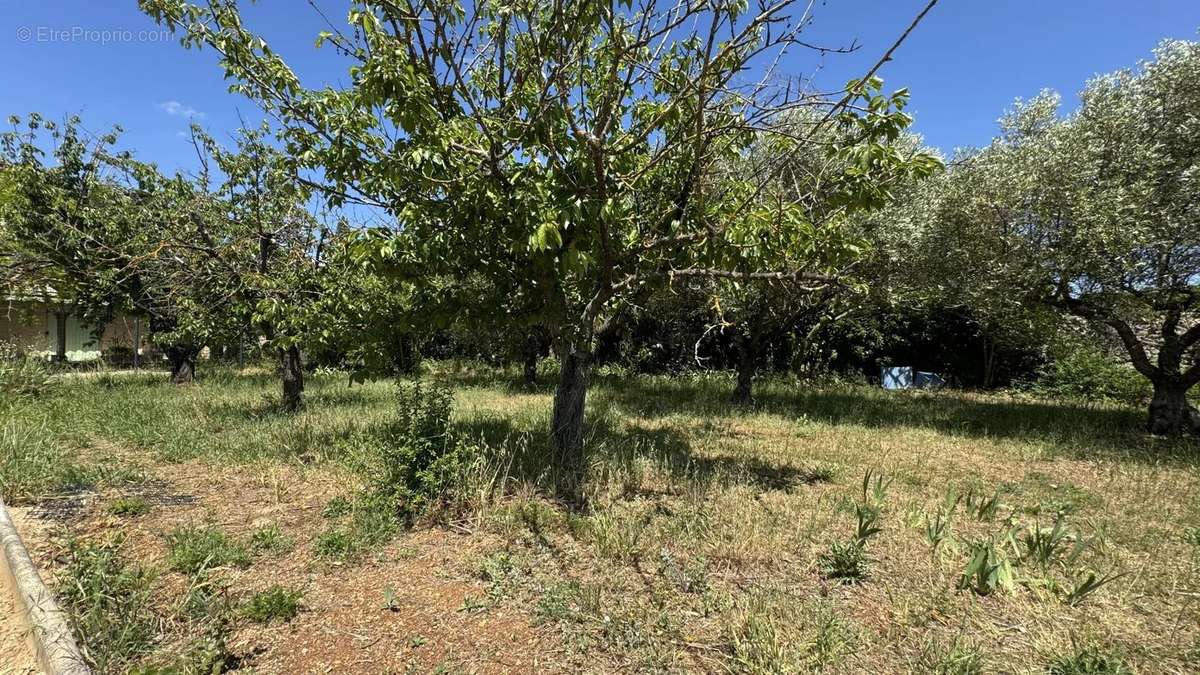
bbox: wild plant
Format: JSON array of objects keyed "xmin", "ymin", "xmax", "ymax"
[
  {"xmin": 1048, "ymin": 642, "xmax": 1132, "ymax": 675},
  {"xmin": 1062, "ymin": 570, "xmax": 1126, "ymax": 607},
  {"xmin": 241, "ymin": 586, "xmax": 303, "ymax": 624},
  {"xmin": 56, "ymin": 536, "xmax": 157, "ymax": 672},
  {"xmin": 165, "ymin": 526, "xmax": 252, "ymax": 575},
  {"xmin": 248, "ymin": 523, "xmax": 295, "ymax": 555},
  {"xmin": 861, "ymin": 469, "xmax": 893, "ymax": 507},
  {"xmin": 1020, "ymin": 516, "xmax": 1083, "ymax": 570},
  {"xmin": 854, "ymin": 504, "xmax": 883, "ymax": 547},
  {"xmin": 924, "ymin": 512, "xmax": 952, "ymax": 552},
  {"xmin": 820, "ymin": 541, "xmax": 870, "ymax": 582},
  {"xmin": 964, "ymin": 488, "xmax": 1002, "ymax": 521},
  {"xmin": 957, "ymin": 538, "xmax": 1015, "ymax": 595}
]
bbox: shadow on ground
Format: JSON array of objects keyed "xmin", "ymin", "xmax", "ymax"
[
  {"xmin": 587, "ymin": 375, "xmax": 1200, "ymax": 465},
  {"xmin": 452, "ymin": 403, "xmax": 834, "ymax": 501}
]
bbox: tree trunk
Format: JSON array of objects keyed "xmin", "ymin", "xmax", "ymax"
[
  {"xmin": 732, "ymin": 335, "xmax": 757, "ymax": 405},
  {"xmin": 53, "ymin": 311, "xmax": 68, "ymax": 363},
  {"xmin": 1147, "ymin": 380, "xmax": 1199, "ymax": 436},
  {"xmin": 523, "ymin": 348, "xmax": 538, "ymax": 386},
  {"xmin": 550, "ymin": 347, "xmax": 590, "ymax": 472},
  {"xmin": 166, "ymin": 344, "xmax": 199, "ymax": 384},
  {"xmin": 279, "ymin": 344, "xmax": 304, "ymax": 412},
  {"xmin": 981, "ymin": 335, "xmax": 996, "ymax": 389}
]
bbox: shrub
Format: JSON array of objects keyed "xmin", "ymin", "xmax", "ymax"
[
  {"xmin": 241, "ymin": 586, "xmax": 303, "ymax": 624},
  {"xmin": 1027, "ymin": 344, "xmax": 1149, "ymax": 405},
  {"xmin": 56, "ymin": 537, "xmax": 157, "ymax": 673},
  {"xmin": 165, "ymin": 526, "xmax": 251, "ymax": 575},
  {"xmin": 380, "ymin": 381, "xmax": 474, "ymax": 518}
]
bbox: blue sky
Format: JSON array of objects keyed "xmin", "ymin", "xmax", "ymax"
[{"xmin": 2, "ymin": 1, "xmax": 1198, "ymax": 173}]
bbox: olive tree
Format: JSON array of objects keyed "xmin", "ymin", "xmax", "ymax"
[
  {"xmin": 920, "ymin": 38, "xmax": 1200, "ymax": 434},
  {"xmin": 143, "ymin": 0, "xmax": 939, "ymax": 470}
]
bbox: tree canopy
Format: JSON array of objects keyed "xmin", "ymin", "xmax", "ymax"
[
  {"xmin": 914, "ymin": 38, "xmax": 1200, "ymax": 433},
  {"xmin": 141, "ymin": 0, "xmax": 940, "ymax": 467}
]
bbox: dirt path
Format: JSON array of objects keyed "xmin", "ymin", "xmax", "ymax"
[{"xmin": 0, "ymin": 560, "xmax": 40, "ymax": 675}]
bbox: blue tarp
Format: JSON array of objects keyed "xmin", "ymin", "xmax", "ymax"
[
  {"xmin": 882, "ymin": 366, "xmax": 912, "ymax": 390},
  {"xmin": 915, "ymin": 371, "xmax": 946, "ymax": 389},
  {"xmin": 882, "ymin": 366, "xmax": 945, "ymax": 390}
]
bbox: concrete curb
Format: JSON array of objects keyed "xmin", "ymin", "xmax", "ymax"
[{"xmin": 0, "ymin": 497, "xmax": 90, "ymax": 675}]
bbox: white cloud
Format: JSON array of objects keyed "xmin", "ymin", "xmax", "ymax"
[{"xmin": 158, "ymin": 100, "xmax": 204, "ymax": 119}]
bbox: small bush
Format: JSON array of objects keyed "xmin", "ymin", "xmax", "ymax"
[
  {"xmin": 241, "ymin": 586, "xmax": 303, "ymax": 624},
  {"xmin": 378, "ymin": 381, "xmax": 474, "ymax": 523},
  {"xmin": 56, "ymin": 537, "xmax": 157, "ymax": 673},
  {"xmin": 165, "ymin": 526, "xmax": 251, "ymax": 575},
  {"xmin": 108, "ymin": 496, "xmax": 150, "ymax": 516},
  {"xmin": 313, "ymin": 381, "xmax": 478, "ymax": 560}
]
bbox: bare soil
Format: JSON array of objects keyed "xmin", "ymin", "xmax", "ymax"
[{"xmin": 19, "ymin": 453, "xmax": 563, "ymax": 673}]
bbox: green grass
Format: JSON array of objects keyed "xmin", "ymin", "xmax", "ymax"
[
  {"xmin": 56, "ymin": 537, "xmax": 157, "ymax": 673},
  {"xmin": 8, "ymin": 362, "xmax": 1200, "ymax": 672},
  {"xmin": 108, "ymin": 496, "xmax": 151, "ymax": 516},
  {"xmin": 1048, "ymin": 645, "xmax": 1133, "ymax": 675},
  {"xmin": 165, "ymin": 526, "xmax": 252, "ymax": 575},
  {"xmin": 241, "ymin": 585, "xmax": 303, "ymax": 624},
  {"xmin": 248, "ymin": 523, "xmax": 294, "ymax": 555}
]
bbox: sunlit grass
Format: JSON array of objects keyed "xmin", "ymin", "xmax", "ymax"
[{"xmin": 4, "ymin": 362, "xmax": 1199, "ymax": 671}]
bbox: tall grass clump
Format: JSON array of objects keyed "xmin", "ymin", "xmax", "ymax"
[
  {"xmin": 165, "ymin": 526, "xmax": 252, "ymax": 574},
  {"xmin": 56, "ymin": 537, "xmax": 158, "ymax": 673},
  {"xmin": 0, "ymin": 340, "xmax": 53, "ymax": 398},
  {"xmin": 0, "ymin": 408, "xmax": 94, "ymax": 501}
]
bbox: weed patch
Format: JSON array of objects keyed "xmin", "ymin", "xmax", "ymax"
[
  {"xmin": 165, "ymin": 526, "xmax": 252, "ymax": 574},
  {"xmin": 241, "ymin": 586, "xmax": 303, "ymax": 624},
  {"xmin": 56, "ymin": 537, "xmax": 158, "ymax": 673}
]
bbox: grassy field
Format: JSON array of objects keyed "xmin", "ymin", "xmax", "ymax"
[{"xmin": 2, "ymin": 363, "xmax": 1199, "ymax": 673}]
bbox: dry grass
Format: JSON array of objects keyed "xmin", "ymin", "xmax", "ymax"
[{"xmin": 2, "ymin": 363, "xmax": 1198, "ymax": 672}]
